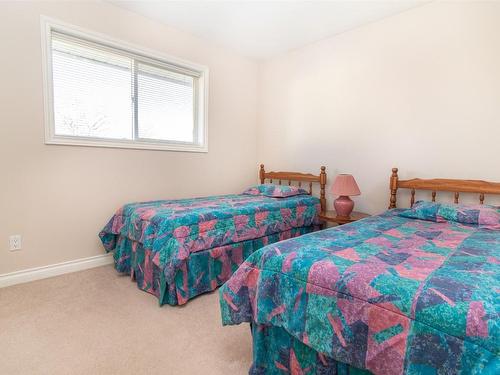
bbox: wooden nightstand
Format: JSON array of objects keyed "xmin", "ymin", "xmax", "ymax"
[{"xmin": 319, "ymin": 210, "xmax": 370, "ymax": 227}]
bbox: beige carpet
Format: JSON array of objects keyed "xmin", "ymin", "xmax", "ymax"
[{"xmin": 0, "ymin": 265, "xmax": 252, "ymax": 374}]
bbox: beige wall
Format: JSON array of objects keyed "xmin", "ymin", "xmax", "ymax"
[
  {"xmin": 2, "ymin": 1, "xmax": 500, "ymax": 275},
  {"xmin": 0, "ymin": 1, "xmax": 258, "ymax": 274},
  {"xmin": 258, "ymin": 1, "xmax": 500, "ymax": 214}
]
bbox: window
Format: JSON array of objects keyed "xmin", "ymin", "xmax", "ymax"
[{"xmin": 42, "ymin": 18, "xmax": 208, "ymax": 152}]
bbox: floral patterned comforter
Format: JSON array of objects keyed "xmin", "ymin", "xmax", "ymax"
[
  {"xmin": 100, "ymin": 194, "xmax": 320, "ymax": 287},
  {"xmin": 220, "ymin": 209, "xmax": 500, "ymax": 374}
]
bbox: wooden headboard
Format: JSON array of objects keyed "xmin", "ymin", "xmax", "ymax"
[
  {"xmin": 389, "ymin": 167, "xmax": 500, "ymax": 208},
  {"xmin": 259, "ymin": 164, "xmax": 327, "ymax": 211}
]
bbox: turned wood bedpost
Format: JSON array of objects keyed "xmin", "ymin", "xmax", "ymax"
[
  {"xmin": 389, "ymin": 167, "xmax": 399, "ymax": 209},
  {"xmin": 320, "ymin": 166, "xmax": 327, "ymax": 212},
  {"xmin": 259, "ymin": 164, "xmax": 265, "ymax": 184}
]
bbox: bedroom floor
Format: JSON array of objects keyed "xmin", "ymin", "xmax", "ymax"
[{"xmin": 0, "ymin": 266, "xmax": 252, "ymax": 375}]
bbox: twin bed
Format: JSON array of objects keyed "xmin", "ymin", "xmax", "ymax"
[
  {"xmin": 99, "ymin": 166, "xmax": 499, "ymax": 374},
  {"xmin": 220, "ymin": 169, "xmax": 500, "ymax": 374},
  {"xmin": 99, "ymin": 164, "xmax": 327, "ymax": 305}
]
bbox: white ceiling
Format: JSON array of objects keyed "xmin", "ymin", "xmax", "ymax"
[{"xmin": 109, "ymin": 1, "xmax": 427, "ymax": 60}]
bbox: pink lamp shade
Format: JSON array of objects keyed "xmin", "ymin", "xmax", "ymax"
[
  {"xmin": 331, "ymin": 174, "xmax": 361, "ymax": 218},
  {"xmin": 331, "ymin": 174, "xmax": 361, "ymax": 196}
]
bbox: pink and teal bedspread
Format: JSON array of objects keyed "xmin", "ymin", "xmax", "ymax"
[
  {"xmin": 220, "ymin": 209, "xmax": 500, "ymax": 374},
  {"xmin": 99, "ymin": 194, "xmax": 320, "ymax": 305}
]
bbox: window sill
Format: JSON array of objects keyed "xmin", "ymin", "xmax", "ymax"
[{"xmin": 45, "ymin": 136, "xmax": 208, "ymax": 153}]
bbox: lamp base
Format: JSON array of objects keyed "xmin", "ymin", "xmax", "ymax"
[{"xmin": 334, "ymin": 196, "xmax": 354, "ymax": 218}]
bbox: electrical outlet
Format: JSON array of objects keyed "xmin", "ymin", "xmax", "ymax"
[{"xmin": 9, "ymin": 235, "xmax": 22, "ymax": 251}]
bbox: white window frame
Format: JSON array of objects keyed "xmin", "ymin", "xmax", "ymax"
[{"xmin": 41, "ymin": 16, "xmax": 209, "ymax": 153}]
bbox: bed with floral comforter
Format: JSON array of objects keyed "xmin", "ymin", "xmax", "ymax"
[
  {"xmin": 220, "ymin": 203, "xmax": 500, "ymax": 374},
  {"xmin": 100, "ymin": 188, "xmax": 320, "ymax": 305}
]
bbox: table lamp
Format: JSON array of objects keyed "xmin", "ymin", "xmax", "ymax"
[{"xmin": 331, "ymin": 174, "xmax": 361, "ymax": 218}]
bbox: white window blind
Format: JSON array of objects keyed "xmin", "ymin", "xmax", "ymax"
[
  {"xmin": 43, "ymin": 20, "xmax": 208, "ymax": 152},
  {"xmin": 136, "ymin": 62, "xmax": 195, "ymax": 143},
  {"xmin": 52, "ymin": 33, "xmax": 133, "ymax": 140}
]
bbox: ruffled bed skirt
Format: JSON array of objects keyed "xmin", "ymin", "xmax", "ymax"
[
  {"xmin": 111, "ymin": 225, "xmax": 318, "ymax": 305},
  {"xmin": 250, "ymin": 323, "xmax": 370, "ymax": 375}
]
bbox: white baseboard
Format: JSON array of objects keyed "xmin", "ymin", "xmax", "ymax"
[{"xmin": 0, "ymin": 253, "xmax": 114, "ymax": 288}]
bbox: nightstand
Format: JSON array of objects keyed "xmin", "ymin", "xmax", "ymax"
[{"xmin": 319, "ymin": 210, "xmax": 370, "ymax": 228}]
